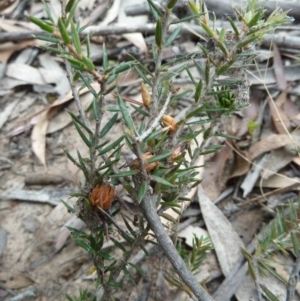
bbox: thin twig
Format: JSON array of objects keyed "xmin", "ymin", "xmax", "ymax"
[
  {"xmin": 131, "ymin": 143, "xmax": 213, "ymax": 301},
  {"xmin": 134, "ymin": 92, "xmax": 172, "ymax": 142}
]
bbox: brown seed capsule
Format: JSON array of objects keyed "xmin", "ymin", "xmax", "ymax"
[
  {"xmin": 89, "ymin": 184, "xmax": 115, "ymax": 210},
  {"xmin": 141, "ymin": 82, "xmax": 151, "ymax": 109},
  {"xmin": 162, "ymin": 115, "xmax": 178, "ymax": 135}
]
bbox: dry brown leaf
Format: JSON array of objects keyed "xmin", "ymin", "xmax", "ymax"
[
  {"xmin": 201, "ymin": 143, "xmax": 232, "ymax": 201},
  {"xmin": 31, "ymin": 107, "xmax": 59, "ymax": 166},
  {"xmin": 7, "ymin": 82, "xmax": 98, "ymax": 137},
  {"xmin": 228, "ymin": 140, "xmax": 250, "ymax": 179},
  {"xmin": 273, "ymin": 43, "xmax": 286, "ymax": 90},
  {"xmin": 236, "ymin": 91, "xmax": 260, "ymax": 137},
  {"xmin": 268, "ymin": 91, "xmax": 290, "ymax": 134},
  {"xmin": 283, "ymin": 97, "xmax": 300, "ymax": 127},
  {"xmin": 6, "ymin": 63, "xmax": 45, "ymax": 85},
  {"xmin": 248, "ymin": 134, "xmax": 292, "ymax": 160},
  {"xmin": 0, "ymin": 95, "xmax": 17, "ymax": 130},
  {"xmin": 198, "ymin": 186, "xmax": 244, "ymax": 276},
  {"xmin": 0, "ymin": 19, "xmax": 40, "ymax": 32},
  {"xmin": 0, "ymin": 41, "xmax": 37, "ymax": 63},
  {"xmin": 260, "ymin": 148, "xmax": 295, "ymax": 179},
  {"xmin": 257, "ymin": 174, "xmax": 300, "ymax": 189},
  {"xmin": 31, "ymin": 111, "xmax": 49, "ymax": 167}
]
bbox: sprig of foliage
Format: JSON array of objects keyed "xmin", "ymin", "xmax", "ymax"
[
  {"xmin": 242, "ymin": 201, "xmax": 300, "ymax": 300},
  {"xmin": 29, "ymin": 0, "xmax": 292, "ymax": 300}
]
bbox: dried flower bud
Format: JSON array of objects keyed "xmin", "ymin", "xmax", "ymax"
[
  {"xmin": 131, "ymin": 152, "xmax": 158, "ymax": 172},
  {"xmin": 162, "ymin": 115, "xmax": 178, "ymax": 135},
  {"xmin": 141, "ymin": 82, "xmax": 151, "ymax": 109},
  {"xmin": 89, "ymin": 184, "xmax": 115, "ymax": 210}
]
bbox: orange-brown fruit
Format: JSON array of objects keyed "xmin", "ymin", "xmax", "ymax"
[{"xmin": 89, "ymin": 184, "xmax": 115, "ymax": 210}]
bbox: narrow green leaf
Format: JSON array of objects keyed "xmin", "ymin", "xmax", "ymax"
[
  {"xmin": 128, "ymin": 262, "xmax": 146, "ymax": 276},
  {"xmin": 147, "ymin": 0, "xmax": 163, "ymax": 19},
  {"xmin": 137, "ymin": 181, "xmax": 148, "ymax": 203},
  {"xmin": 227, "ymin": 16, "xmax": 240, "ymax": 37},
  {"xmin": 57, "ymin": 17, "xmax": 70, "ymax": 44},
  {"xmin": 72, "ymin": 119, "xmax": 92, "ymax": 148},
  {"xmin": 171, "ymin": 13, "xmax": 205, "ymax": 24},
  {"xmin": 260, "ymin": 285, "xmax": 280, "ymax": 301},
  {"xmin": 291, "ymin": 232, "xmax": 299, "ymax": 254},
  {"xmin": 61, "ymin": 199, "xmax": 75, "ymax": 213},
  {"xmin": 200, "ymin": 22, "xmax": 215, "ymax": 38},
  {"xmin": 216, "ymin": 58, "xmax": 237, "ymax": 76},
  {"xmin": 147, "ymin": 151, "xmax": 173, "ymax": 163},
  {"xmin": 248, "ymin": 10, "xmax": 262, "ymax": 28},
  {"xmin": 111, "ymin": 62, "xmax": 133, "ymax": 75},
  {"xmin": 155, "ymin": 18, "xmax": 163, "ymax": 49},
  {"xmin": 86, "ymin": 33, "xmax": 91, "ymax": 58},
  {"xmin": 236, "ymin": 35, "xmax": 257, "ymax": 49},
  {"xmin": 102, "ymin": 43, "xmax": 108, "ymax": 70},
  {"xmin": 122, "ymin": 216, "xmax": 137, "ymax": 239},
  {"xmin": 218, "ymin": 27, "xmax": 226, "ymax": 42},
  {"xmin": 29, "ymin": 16, "xmax": 54, "ymax": 33},
  {"xmin": 42, "ymin": 0, "xmax": 54, "ymax": 23},
  {"xmin": 67, "ymin": 57, "xmax": 85, "ymax": 68},
  {"xmin": 99, "ymin": 250, "xmax": 113, "ymax": 260},
  {"xmin": 67, "ymin": 226, "xmax": 88, "ymax": 237},
  {"xmin": 217, "ymin": 40, "xmax": 229, "ymax": 56},
  {"xmin": 82, "ymin": 55, "xmax": 95, "ymax": 71},
  {"xmin": 160, "ymin": 213, "xmax": 178, "ymax": 224},
  {"xmin": 161, "ymin": 63, "xmax": 187, "ymax": 81},
  {"xmin": 167, "ymin": 0, "xmax": 177, "ymax": 9},
  {"xmin": 165, "ymin": 25, "xmax": 182, "ymax": 47},
  {"xmin": 151, "ymin": 175, "xmax": 173, "ymax": 187},
  {"xmin": 65, "ymin": 0, "xmax": 78, "ymax": 27},
  {"xmin": 74, "ymin": 239, "xmax": 93, "ymax": 253},
  {"xmin": 205, "ymin": 59, "xmax": 210, "ymax": 84},
  {"xmin": 185, "ymin": 66, "xmax": 197, "ymax": 86},
  {"xmin": 77, "ymin": 150, "xmax": 89, "ymax": 179},
  {"xmin": 130, "ymin": 104, "xmax": 149, "ymax": 117},
  {"xmin": 66, "ymin": 0, "xmax": 76, "ymax": 12},
  {"xmin": 134, "ymin": 65, "xmax": 152, "ymax": 86},
  {"xmin": 92, "ymin": 97, "xmax": 99, "ymax": 119},
  {"xmin": 79, "ymin": 72, "xmax": 97, "ymax": 98},
  {"xmin": 161, "ymin": 201, "xmax": 181, "ymax": 208},
  {"xmin": 123, "ymin": 266, "xmax": 135, "ymax": 283},
  {"xmin": 110, "ymin": 170, "xmax": 138, "ymax": 178},
  {"xmin": 186, "ymin": 104, "xmax": 206, "ymax": 119},
  {"xmin": 68, "ymin": 111, "xmax": 93, "ymax": 135},
  {"xmin": 110, "ymin": 237, "xmax": 127, "ymax": 253},
  {"xmin": 71, "ymin": 21, "xmax": 82, "ymax": 55},
  {"xmin": 107, "ymin": 281, "xmax": 122, "ymax": 288},
  {"xmin": 40, "ymin": 45, "xmax": 68, "ymax": 55},
  {"xmin": 117, "ymin": 94, "xmax": 135, "ymax": 132},
  {"xmin": 194, "ymin": 79, "xmax": 203, "ymax": 103},
  {"xmin": 36, "ymin": 35, "xmax": 60, "ymax": 43},
  {"xmin": 98, "ymin": 136, "xmax": 125, "ymax": 155},
  {"xmin": 63, "ymin": 149, "xmax": 80, "ymax": 167},
  {"xmin": 99, "ymin": 113, "xmax": 118, "ymax": 138}
]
